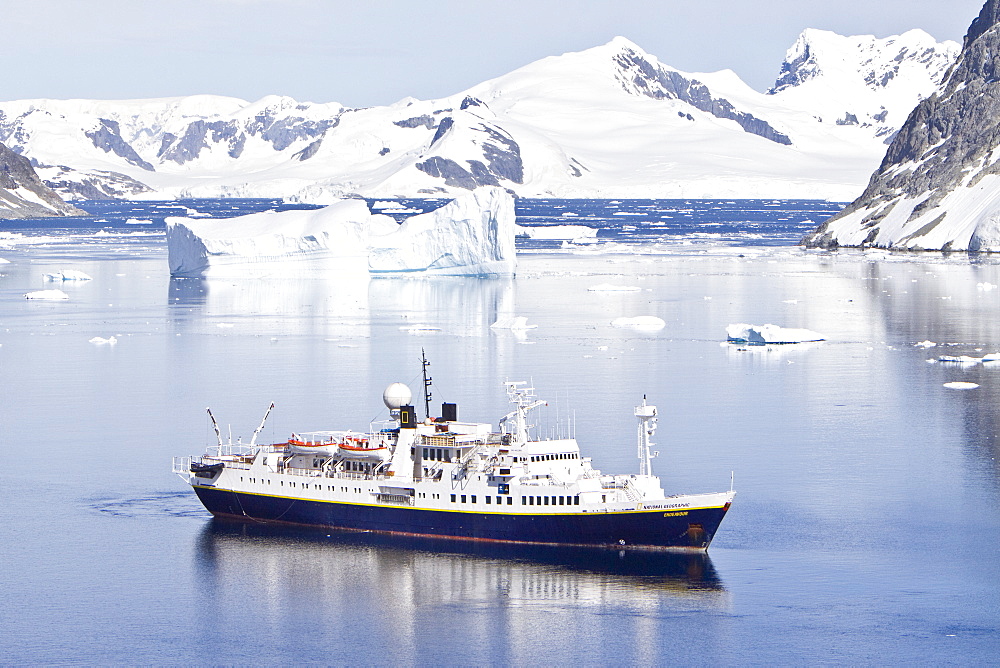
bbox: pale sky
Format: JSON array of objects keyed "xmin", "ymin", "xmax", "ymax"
[{"xmin": 0, "ymin": 0, "xmax": 986, "ymax": 106}]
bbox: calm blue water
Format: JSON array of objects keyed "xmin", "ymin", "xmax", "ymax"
[{"xmin": 2, "ymin": 199, "xmax": 1000, "ymax": 664}]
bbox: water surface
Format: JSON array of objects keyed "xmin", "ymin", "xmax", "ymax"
[{"xmin": 1, "ymin": 200, "xmax": 998, "ymax": 664}]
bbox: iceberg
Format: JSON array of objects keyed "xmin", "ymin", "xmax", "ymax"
[
  {"xmin": 368, "ymin": 187, "xmax": 515, "ymax": 275},
  {"xmin": 166, "ymin": 199, "xmax": 379, "ymax": 278},
  {"xmin": 166, "ymin": 187, "xmax": 515, "ymax": 278},
  {"xmin": 726, "ymin": 323, "xmax": 825, "ymax": 344}
]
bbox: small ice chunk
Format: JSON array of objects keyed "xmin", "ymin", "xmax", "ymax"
[
  {"xmin": 612, "ymin": 316, "xmax": 666, "ymax": 330},
  {"xmin": 89, "ymin": 336, "xmax": 118, "ymax": 345},
  {"xmin": 943, "ymin": 382, "xmax": 979, "ymax": 390},
  {"xmin": 0, "ymin": 257, "xmax": 10, "ymax": 264},
  {"xmin": 977, "ymin": 282, "xmax": 997, "ymax": 291},
  {"xmin": 43, "ymin": 270, "xmax": 93, "ymax": 281},
  {"xmin": 915, "ymin": 340, "xmax": 937, "ymax": 348},
  {"xmin": 399, "ymin": 325, "xmax": 442, "ymax": 334},
  {"xmin": 588, "ymin": 283, "xmax": 641, "ymax": 292},
  {"xmin": 726, "ymin": 323, "xmax": 825, "ymax": 344},
  {"xmin": 216, "ymin": 323, "xmax": 235, "ymax": 328},
  {"xmin": 25, "ymin": 289, "xmax": 69, "ymax": 300},
  {"xmin": 490, "ymin": 316, "xmax": 537, "ymax": 330}
]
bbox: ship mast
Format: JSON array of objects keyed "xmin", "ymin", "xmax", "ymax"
[
  {"xmin": 635, "ymin": 396, "xmax": 658, "ymax": 476},
  {"xmin": 501, "ymin": 381, "xmax": 546, "ymax": 445},
  {"xmin": 421, "ymin": 348, "xmax": 432, "ymax": 420}
]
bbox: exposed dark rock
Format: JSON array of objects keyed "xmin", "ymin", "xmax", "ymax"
[
  {"xmin": 460, "ymin": 96, "xmax": 484, "ymax": 110},
  {"xmin": 294, "ymin": 138, "xmax": 323, "ymax": 161},
  {"xmin": 42, "ymin": 166, "xmax": 154, "ymax": 200},
  {"xmin": 478, "ymin": 126, "xmax": 524, "ymax": 184},
  {"xmin": 614, "ymin": 48, "xmax": 792, "ymax": 145},
  {"xmin": 769, "ymin": 42, "xmax": 816, "ymax": 94},
  {"xmin": 158, "ymin": 112, "xmax": 339, "ymax": 164},
  {"xmin": 416, "ymin": 156, "xmax": 500, "ymax": 189},
  {"xmin": 394, "ymin": 115, "xmax": 436, "ymax": 129},
  {"xmin": 85, "ymin": 119, "xmax": 154, "ymax": 171},
  {"xmin": 429, "ymin": 117, "xmax": 454, "ymax": 147}
]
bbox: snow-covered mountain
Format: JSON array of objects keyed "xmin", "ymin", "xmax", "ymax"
[
  {"xmin": 0, "ymin": 30, "xmax": 959, "ymax": 202},
  {"xmin": 803, "ymin": 0, "xmax": 1000, "ymax": 251}
]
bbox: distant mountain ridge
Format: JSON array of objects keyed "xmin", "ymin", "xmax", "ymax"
[
  {"xmin": 0, "ymin": 30, "xmax": 959, "ymax": 202},
  {"xmin": 803, "ymin": 0, "xmax": 1000, "ymax": 251}
]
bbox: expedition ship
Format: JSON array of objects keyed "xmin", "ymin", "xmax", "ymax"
[{"xmin": 173, "ymin": 376, "xmax": 735, "ymax": 550}]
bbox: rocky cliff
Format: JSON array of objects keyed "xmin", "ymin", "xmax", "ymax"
[
  {"xmin": 0, "ymin": 142, "xmax": 86, "ymax": 219},
  {"xmin": 803, "ymin": 0, "xmax": 1000, "ymax": 251}
]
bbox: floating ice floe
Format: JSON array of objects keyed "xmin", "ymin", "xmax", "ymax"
[
  {"xmin": 915, "ymin": 340, "xmax": 937, "ymax": 348},
  {"xmin": 89, "ymin": 336, "xmax": 117, "ymax": 345},
  {"xmin": 0, "ymin": 257, "xmax": 10, "ymax": 264},
  {"xmin": 43, "ymin": 270, "xmax": 93, "ymax": 281},
  {"xmin": 726, "ymin": 323, "xmax": 825, "ymax": 345},
  {"xmin": 167, "ymin": 186, "xmax": 515, "ymax": 278},
  {"xmin": 937, "ymin": 353, "xmax": 1000, "ymax": 365},
  {"xmin": 977, "ymin": 282, "xmax": 997, "ymax": 291},
  {"xmin": 943, "ymin": 382, "xmax": 979, "ymax": 390},
  {"xmin": 25, "ymin": 289, "xmax": 69, "ymax": 300},
  {"xmin": 611, "ymin": 316, "xmax": 666, "ymax": 330},
  {"xmin": 399, "ymin": 325, "xmax": 442, "ymax": 334},
  {"xmin": 490, "ymin": 316, "xmax": 537, "ymax": 330},
  {"xmin": 588, "ymin": 283, "xmax": 641, "ymax": 292},
  {"xmin": 516, "ymin": 224, "xmax": 597, "ymax": 241}
]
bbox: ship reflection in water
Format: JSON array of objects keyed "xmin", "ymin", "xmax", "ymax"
[{"xmin": 194, "ymin": 518, "xmax": 728, "ymax": 660}]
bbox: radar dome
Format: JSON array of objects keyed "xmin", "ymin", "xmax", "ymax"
[{"xmin": 383, "ymin": 382, "xmax": 412, "ymax": 410}]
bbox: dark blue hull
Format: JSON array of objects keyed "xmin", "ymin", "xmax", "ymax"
[{"xmin": 193, "ymin": 485, "xmax": 731, "ymax": 549}]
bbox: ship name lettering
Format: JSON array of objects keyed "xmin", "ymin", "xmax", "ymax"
[{"xmin": 663, "ymin": 511, "xmax": 689, "ymax": 517}]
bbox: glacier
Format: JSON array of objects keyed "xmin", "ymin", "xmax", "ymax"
[{"xmin": 166, "ymin": 186, "xmax": 515, "ymax": 278}]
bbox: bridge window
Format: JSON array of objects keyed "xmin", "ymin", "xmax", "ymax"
[{"xmin": 451, "ymin": 494, "xmax": 456, "ymax": 503}]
